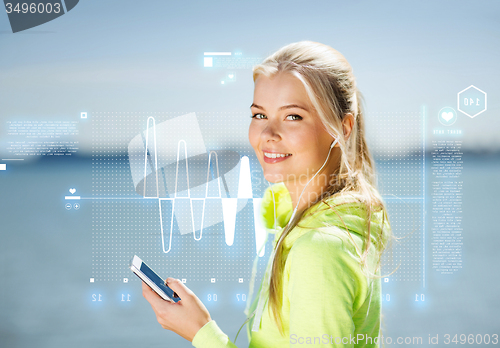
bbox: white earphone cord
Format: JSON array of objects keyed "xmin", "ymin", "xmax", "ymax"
[
  {"xmin": 288, "ymin": 137, "xmax": 339, "ymax": 224},
  {"xmin": 234, "ymin": 136, "xmax": 339, "ymax": 342}
]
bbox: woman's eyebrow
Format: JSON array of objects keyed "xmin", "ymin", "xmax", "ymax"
[
  {"xmin": 250, "ymin": 103, "xmax": 265, "ymax": 110},
  {"xmin": 250, "ymin": 103, "xmax": 309, "ymax": 112},
  {"xmin": 279, "ymin": 104, "xmax": 309, "ymax": 112}
]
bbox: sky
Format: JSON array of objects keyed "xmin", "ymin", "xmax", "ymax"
[
  {"xmin": 1, "ymin": 1, "xmax": 499, "ymax": 347},
  {"xmin": 1, "ymin": 0, "xmax": 499, "ymax": 155}
]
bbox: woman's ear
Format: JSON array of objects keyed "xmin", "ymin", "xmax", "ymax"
[{"xmin": 342, "ymin": 113, "xmax": 355, "ymax": 141}]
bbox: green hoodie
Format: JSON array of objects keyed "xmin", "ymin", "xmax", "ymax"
[{"xmin": 192, "ymin": 183, "xmax": 391, "ymax": 348}]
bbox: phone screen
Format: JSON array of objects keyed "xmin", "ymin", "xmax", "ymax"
[{"xmin": 140, "ymin": 262, "xmax": 180, "ymax": 302}]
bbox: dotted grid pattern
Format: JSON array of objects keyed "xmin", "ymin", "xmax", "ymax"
[
  {"xmin": 91, "ymin": 112, "xmax": 261, "ymax": 282},
  {"xmin": 370, "ymin": 112, "xmax": 424, "ymax": 282},
  {"xmin": 380, "ymin": 202, "xmax": 423, "ymax": 281},
  {"xmin": 91, "ymin": 111, "xmax": 424, "ymax": 283}
]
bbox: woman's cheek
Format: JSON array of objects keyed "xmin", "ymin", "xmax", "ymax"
[{"xmin": 248, "ymin": 125, "xmax": 261, "ymax": 153}]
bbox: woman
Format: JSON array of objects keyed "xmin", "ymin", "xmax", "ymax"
[{"xmin": 142, "ymin": 41, "xmax": 391, "ymax": 347}]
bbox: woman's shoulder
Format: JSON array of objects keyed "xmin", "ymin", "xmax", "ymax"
[
  {"xmin": 283, "ymin": 228, "xmax": 369, "ymax": 301},
  {"xmin": 286, "ymin": 226, "xmax": 361, "ymax": 259},
  {"xmin": 297, "ymin": 189, "xmax": 391, "ymax": 250},
  {"xmin": 284, "ymin": 224, "xmax": 377, "ymax": 295}
]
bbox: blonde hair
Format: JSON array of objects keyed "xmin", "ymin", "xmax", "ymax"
[{"xmin": 252, "ymin": 41, "xmax": 390, "ymax": 335}]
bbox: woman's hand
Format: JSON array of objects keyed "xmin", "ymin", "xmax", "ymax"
[{"xmin": 142, "ymin": 278, "xmax": 212, "ymax": 342}]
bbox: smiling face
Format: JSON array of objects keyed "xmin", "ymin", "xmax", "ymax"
[{"xmin": 249, "ymin": 72, "xmax": 338, "ymax": 186}]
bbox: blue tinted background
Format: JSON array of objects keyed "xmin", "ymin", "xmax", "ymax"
[{"xmin": 0, "ymin": 1, "xmax": 499, "ymax": 347}]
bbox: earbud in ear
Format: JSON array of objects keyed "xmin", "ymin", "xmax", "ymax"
[{"xmin": 330, "ymin": 137, "xmax": 339, "ymax": 149}]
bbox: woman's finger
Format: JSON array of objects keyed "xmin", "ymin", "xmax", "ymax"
[
  {"xmin": 165, "ymin": 278, "xmax": 192, "ymax": 298},
  {"xmin": 142, "ymin": 281, "xmax": 167, "ymax": 307}
]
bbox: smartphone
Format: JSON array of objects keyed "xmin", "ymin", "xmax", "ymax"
[{"xmin": 129, "ymin": 255, "xmax": 181, "ymax": 303}]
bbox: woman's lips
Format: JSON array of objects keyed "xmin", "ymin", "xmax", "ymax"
[{"xmin": 262, "ymin": 151, "xmax": 292, "ymax": 163}]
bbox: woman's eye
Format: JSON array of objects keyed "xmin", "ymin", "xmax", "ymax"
[
  {"xmin": 286, "ymin": 114, "xmax": 302, "ymax": 121},
  {"xmin": 251, "ymin": 113, "xmax": 266, "ymax": 119}
]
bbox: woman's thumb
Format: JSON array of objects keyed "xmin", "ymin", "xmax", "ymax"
[{"xmin": 165, "ymin": 278, "xmax": 190, "ymax": 298}]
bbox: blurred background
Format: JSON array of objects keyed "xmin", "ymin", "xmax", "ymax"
[{"xmin": 0, "ymin": 0, "xmax": 498, "ymax": 347}]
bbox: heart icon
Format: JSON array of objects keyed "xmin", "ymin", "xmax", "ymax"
[
  {"xmin": 228, "ymin": 74, "xmax": 234, "ymax": 79},
  {"xmin": 69, "ymin": 188, "xmax": 76, "ymax": 194},
  {"xmin": 441, "ymin": 112, "xmax": 454, "ymax": 122}
]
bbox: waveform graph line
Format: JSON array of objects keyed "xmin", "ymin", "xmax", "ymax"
[
  {"xmin": 175, "ymin": 140, "xmax": 190, "ymax": 198},
  {"xmin": 252, "ymin": 198, "xmax": 267, "ymax": 257},
  {"xmin": 191, "ymin": 198, "xmax": 205, "ymax": 241},
  {"xmin": 159, "ymin": 198, "xmax": 175, "ymax": 253},
  {"xmin": 221, "ymin": 197, "xmax": 238, "ymax": 246},
  {"xmin": 160, "ymin": 142, "xmax": 229, "ymax": 249},
  {"xmin": 128, "ymin": 114, "xmax": 261, "ymax": 254},
  {"xmin": 154, "ymin": 150, "xmax": 260, "ymax": 254},
  {"xmin": 144, "ymin": 117, "xmax": 159, "ymax": 198},
  {"xmin": 237, "ymin": 156, "xmax": 252, "ymax": 199},
  {"xmin": 206, "ymin": 151, "xmax": 222, "ymax": 198}
]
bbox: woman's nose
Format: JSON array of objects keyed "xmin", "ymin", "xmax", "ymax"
[{"xmin": 261, "ymin": 120, "xmax": 281, "ymax": 142}]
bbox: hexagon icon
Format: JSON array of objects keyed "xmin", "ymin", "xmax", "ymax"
[{"xmin": 457, "ymin": 85, "xmax": 487, "ymax": 118}]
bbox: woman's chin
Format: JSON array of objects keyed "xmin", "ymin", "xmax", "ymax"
[{"xmin": 263, "ymin": 173, "xmax": 286, "ymax": 184}]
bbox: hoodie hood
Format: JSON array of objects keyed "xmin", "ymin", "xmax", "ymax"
[
  {"xmin": 260, "ymin": 183, "xmax": 391, "ymax": 251},
  {"xmin": 245, "ymin": 183, "xmax": 391, "ymax": 334}
]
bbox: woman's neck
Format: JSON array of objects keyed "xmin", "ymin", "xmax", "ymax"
[{"xmin": 284, "ymin": 180, "xmax": 327, "ymax": 215}]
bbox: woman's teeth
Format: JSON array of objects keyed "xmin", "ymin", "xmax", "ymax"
[{"xmin": 264, "ymin": 152, "xmax": 291, "ymax": 158}]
